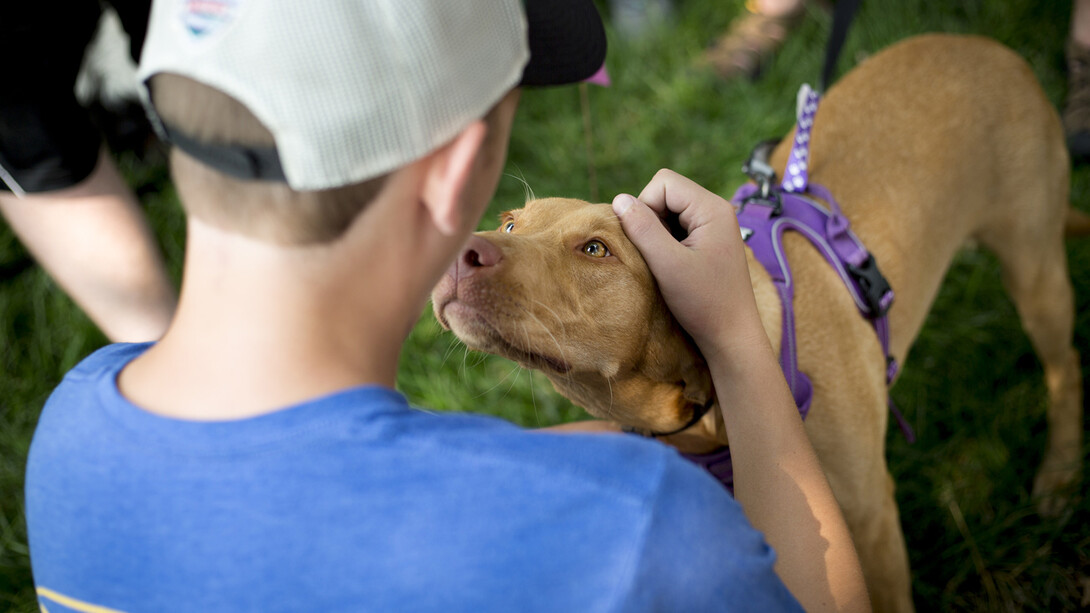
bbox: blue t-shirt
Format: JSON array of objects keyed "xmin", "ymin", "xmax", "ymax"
[{"xmin": 25, "ymin": 343, "xmax": 801, "ymax": 612}]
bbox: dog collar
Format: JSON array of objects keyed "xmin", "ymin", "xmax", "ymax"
[{"xmin": 621, "ymin": 397, "xmax": 716, "ymax": 438}]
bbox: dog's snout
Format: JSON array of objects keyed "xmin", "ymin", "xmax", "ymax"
[{"xmin": 460, "ymin": 235, "xmax": 503, "ymax": 270}]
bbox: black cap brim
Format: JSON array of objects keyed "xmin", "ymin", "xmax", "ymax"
[{"xmin": 520, "ymin": 0, "xmax": 607, "ymax": 87}]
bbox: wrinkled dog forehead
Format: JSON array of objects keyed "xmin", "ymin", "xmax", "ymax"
[
  {"xmin": 511, "ymin": 198, "xmax": 647, "ymax": 262},
  {"xmin": 502, "ymin": 198, "xmax": 609, "ymax": 229},
  {"xmin": 495, "ymin": 196, "xmax": 661, "ymax": 348}
]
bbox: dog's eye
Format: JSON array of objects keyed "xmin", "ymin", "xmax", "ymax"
[
  {"xmin": 503, "ymin": 221, "xmax": 515, "ymax": 233},
  {"xmin": 582, "ymin": 240, "xmax": 610, "ymax": 258}
]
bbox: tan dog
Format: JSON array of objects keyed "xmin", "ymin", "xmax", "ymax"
[{"xmin": 432, "ymin": 34, "xmax": 1085, "ymax": 612}]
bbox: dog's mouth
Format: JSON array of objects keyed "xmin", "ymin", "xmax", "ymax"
[{"xmin": 436, "ymin": 299, "xmax": 573, "ymax": 375}]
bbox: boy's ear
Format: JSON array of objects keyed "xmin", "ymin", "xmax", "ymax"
[{"xmin": 421, "ymin": 120, "xmax": 488, "ymax": 236}]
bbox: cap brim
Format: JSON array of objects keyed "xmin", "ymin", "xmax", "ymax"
[{"xmin": 519, "ymin": 0, "xmax": 607, "ymax": 87}]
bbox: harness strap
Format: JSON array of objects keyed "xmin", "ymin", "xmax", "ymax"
[
  {"xmin": 733, "ymin": 183, "xmax": 914, "ymax": 443},
  {"xmin": 782, "ymin": 86, "xmax": 820, "ymax": 193},
  {"xmin": 731, "ymin": 84, "xmax": 914, "ymax": 443},
  {"xmin": 680, "ymin": 447, "xmax": 736, "ymax": 495}
]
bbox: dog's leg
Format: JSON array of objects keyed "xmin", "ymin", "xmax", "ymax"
[
  {"xmin": 979, "ymin": 214, "xmax": 1083, "ymax": 515},
  {"xmin": 808, "ymin": 379, "xmax": 914, "ymax": 613},
  {"xmin": 796, "ymin": 250, "xmax": 915, "ymax": 611},
  {"xmin": 833, "ymin": 466, "xmax": 913, "ymax": 613}
]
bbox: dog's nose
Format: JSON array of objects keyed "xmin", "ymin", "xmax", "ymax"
[
  {"xmin": 447, "ymin": 234, "xmax": 504, "ymax": 283},
  {"xmin": 459, "ymin": 235, "xmax": 503, "ymax": 272}
]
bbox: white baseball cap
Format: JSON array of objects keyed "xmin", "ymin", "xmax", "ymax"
[{"xmin": 137, "ymin": 0, "xmax": 606, "ymax": 191}]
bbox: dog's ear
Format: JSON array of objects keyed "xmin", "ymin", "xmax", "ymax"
[
  {"xmin": 670, "ymin": 326, "xmax": 715, "ymax": 416},
  {"xmin": 646, "ymin": 319, "xmax": 730, "ymax": 448},
  {"xmin": 642, "ymin": 308, "xmax": 715, "ymax": 422}
]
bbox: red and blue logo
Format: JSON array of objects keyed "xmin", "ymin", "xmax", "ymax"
[{"xmin": 180, "ymin": 0, "xmax": 240, "ymax": 39}]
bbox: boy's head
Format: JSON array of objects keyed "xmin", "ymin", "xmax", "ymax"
[{"xmin": 136, "ymin": 0, "xmax": 606, "ymax": 244}]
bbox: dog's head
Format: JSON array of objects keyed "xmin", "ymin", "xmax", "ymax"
[{"xmin": 432, "ymin": 198, "xmax": 725, "ymax": 447}]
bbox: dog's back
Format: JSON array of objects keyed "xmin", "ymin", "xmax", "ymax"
[
  {"xmin": 774, "ymin": 34, "xmax": 1079, "ymax": 612},
  {"xmin": 781, "ymin": 34, "xmax": 1069, "ymax": 362}
]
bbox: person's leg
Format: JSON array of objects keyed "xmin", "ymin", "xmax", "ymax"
[
  {"xmin": 701, "ymin": 0, "xmax": 807, "ymax": 81},
  {"xmin": 1064, "ymin": 0, "xmax": 1090, "ymax": 161},
  {"xmin": 1, "ymin": 3, "xmax": 175, "ymax": 341},
  {"xmin": 0, "ymin": 150, "xmax": 176, "ymax": 342}
]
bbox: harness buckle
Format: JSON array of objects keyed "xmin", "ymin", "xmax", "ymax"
[
  {"xmin": 846, "ymin": 254, "xmax": 894, "ymax": 318},
  {"xmin": 740, "ymin": 156, "xmax": 783, "ymax": 217}
]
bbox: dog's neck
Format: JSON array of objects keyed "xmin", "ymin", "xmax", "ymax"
[
  {"xmin": 660, "ymin": 249, "xmax": 784, "ymax": 454},
  {"xmin": 746, "ymin": 247, "xmax": 785, "ymax": 357}
]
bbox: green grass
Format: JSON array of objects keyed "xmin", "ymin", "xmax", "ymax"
[{"xmin": 3, "ymin": 0, "xmax": 1089, "ymax": 610}]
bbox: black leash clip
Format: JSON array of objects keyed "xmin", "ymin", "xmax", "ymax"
[
  {"xmin": 846, "ymin": 254, "xmax": 894, "ymax": 318},
  {"xmin": 739, "ymin": 139, "xmax": 783, "ymax": 216}
]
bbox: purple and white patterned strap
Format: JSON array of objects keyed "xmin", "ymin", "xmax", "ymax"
[{"xmin": 782, "ymin": 84, "xmax": 820, "ymax": 193}]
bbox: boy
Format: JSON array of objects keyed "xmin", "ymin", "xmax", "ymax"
[{"xmin": 26, "ymin": 1, "xmax": 866, "ymax": 611}]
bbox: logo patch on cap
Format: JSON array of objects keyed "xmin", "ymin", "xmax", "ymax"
[{"xmin": 180, "ymin": 0, "xmax": 240, "ymax": 39}]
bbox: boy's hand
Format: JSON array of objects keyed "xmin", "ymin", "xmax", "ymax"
[{"xmin": 611, "ymin": 169, "xmax": 768, "ymax": 364}]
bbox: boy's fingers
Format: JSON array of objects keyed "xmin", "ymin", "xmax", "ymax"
[
  {"xmin": 636, "ymin": 169, "xmax": 729, "ymax": 236},
  {"xmin": 612, "ymin": 194, "xmax": 680, "ymax": 273},
  {"xmin": 636, "ymin": 169, "xmax": 701, "ymax": 215}
]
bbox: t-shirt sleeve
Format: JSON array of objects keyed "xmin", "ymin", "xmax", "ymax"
[{"xmin": 620, "ymin": 452, "xmax": 804, "ymax": 612}]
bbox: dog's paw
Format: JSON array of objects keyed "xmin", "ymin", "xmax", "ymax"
[{"xmin": 1032, "ymin": 462, "xmax": 1081, "ymax": 517}]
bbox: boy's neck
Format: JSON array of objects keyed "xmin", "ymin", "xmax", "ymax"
[
  {"xmin": 117, "ymin": 215, "xmax": 431, "ymax": 421},
  {"xmin": 115, "ymin": 117, "xmax": 504, "ymax": 421}
]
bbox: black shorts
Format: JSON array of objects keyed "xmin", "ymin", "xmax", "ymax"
[{"xmin": 0, "ymin": 1, "xmax": 150, "ymax": 195}]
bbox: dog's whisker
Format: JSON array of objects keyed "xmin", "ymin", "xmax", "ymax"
[
  {"xmin": 504, "ymin": 167, "xmax": 535, "ymax": 203},
  {"xmin": 522, "ymin": 307, "xmax": 573, "ymax": 386},
  {"xmin": 526, "ymin": 302, "xmax": 576, "ymax": 389},
  {"xmin": 529, "ymin": 298, "xmax": 569, "ymax": 341},
  {"xmin": 595, "ymin": 375, "xmax": 617, "ymax": 424},
  {"xmin": 528, "ymin": 368, "xmax": 541, "ymax": 428},
  {"xmin": 460, "ymin": 345, "xmax": 476, "ymax": 379},
  {"xmin": 502, "ymin": 363, "xmax": 524, "ymax": 400},
  {"xmin": 440, "ymin": 335, "xmax": 465, "ymax": 368},
  {"xmin": 518, "ymin": 320, "xmax": 543, "ymax": 428},
  {"xmin": 472, "ymin": 360, "xmax": 522, "ymax": 400},
  {"xmin": 522, "ymin": 302, "xmax": 570, "ymax": 362}
]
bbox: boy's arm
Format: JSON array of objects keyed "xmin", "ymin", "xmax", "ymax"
[{"xmin": 613, "ymin": 169, "xmax": 870, "ymax": 613}]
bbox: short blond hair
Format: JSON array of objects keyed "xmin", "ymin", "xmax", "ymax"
[{"xmin": 150, "ymin": 73, "xmax": 388, "ymax": 245}]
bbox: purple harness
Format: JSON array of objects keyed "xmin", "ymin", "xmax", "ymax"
[{"xmin": 681, "ymin": 86, "xmax": 914, "ymax": 493}]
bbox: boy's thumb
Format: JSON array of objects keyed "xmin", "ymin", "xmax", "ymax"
[{"xmin": 612, "ymin": 194, "xmax": 678, "ymax": 267}]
